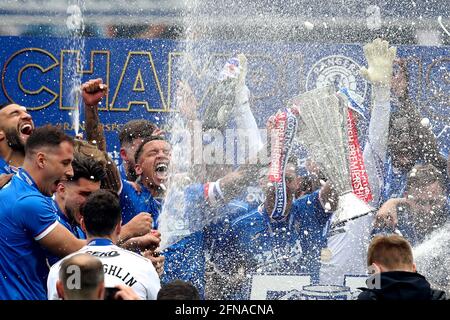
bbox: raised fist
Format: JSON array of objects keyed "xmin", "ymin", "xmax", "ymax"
[{"xmin": 81, "ymin": 78, "xmax": 107, "ymax": 106}]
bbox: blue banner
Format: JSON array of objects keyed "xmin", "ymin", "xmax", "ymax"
[{"xmin": 0, "ymin": 36, "xmax": 448, "ymax": 161}]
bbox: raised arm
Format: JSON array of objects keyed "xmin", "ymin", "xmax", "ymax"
[
  {"xmin": 81, "ymin": 78, "xmax": 121, "ymax": 193},
  {"xmin": 360, "ymin": 39, "xmax": 397, "ymax": 206},
  {"xmin": 39, "ymin": 223, "xmax": 85, "ymax": 258},
  {"xmin": 82, "ymin": 78, "xmax": 107, "ymax": 152}
]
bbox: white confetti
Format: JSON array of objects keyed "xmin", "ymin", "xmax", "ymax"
[
  {"xmin": 304, "ymin": 21, "xmax": 314, "ymax": 30},
  {"xmin": 420, "ymin": 118, "xmax": 430, "ymax": 127}
]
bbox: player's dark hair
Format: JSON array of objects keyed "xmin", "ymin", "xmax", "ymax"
[
  {"xmin": 157, "ymin": 280, "xmax": 201, "ymax": 300},
  {"xmin": 25, "ymin": 125, "xmax": 74, "ymax": 156},
  {"xmin": 0, "ymin": 102, "xmax": 14, "ymax": 110},
  {"xmin": 405, "ymin": 163, "xmax": 446, "ymax": 193},
  {"xmin": 70, "ymin": 154, "xmax": 107, "ymax": 183},
  {"xmin": 81, "ymin": 189, "xmax": 121, "ymax": 237},
  {"xmin": 118, "ymin": 119, "xmax": 158, "ymax": 146}
]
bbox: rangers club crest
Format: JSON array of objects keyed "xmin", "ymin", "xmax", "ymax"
[{"xmin": 306, "ymin": 55, "xmax": 368, "ymax": 105}]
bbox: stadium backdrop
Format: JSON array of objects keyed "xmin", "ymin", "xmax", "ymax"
[{"xmin": 0, "ymin": 36, "xmax": 448, "ymax": 164}]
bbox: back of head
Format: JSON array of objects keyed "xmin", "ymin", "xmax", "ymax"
[
  {"xmin": 58, "ymin": 253, "xmax": 104, "ymax": 300},
  {"xmin": 25, "ymin": 125, "xmax": 73, "ymax": 158},
  {"xmin": 81, "ymin": 189, "xmax": 121, "ymax": 237},
  {"xmin": 157, "ymin": 280, "xmax": 201, "ymax": 300},
  {"xmin": 119, "ymin": 119, "xmax": 157, "ymax": 146},
  {"xmin": 367, "ymin": 235, "xmax": 414, "ymax": 272}
]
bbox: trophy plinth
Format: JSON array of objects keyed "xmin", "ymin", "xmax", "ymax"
[{"xmin": 332, "ymin": 192, "xmax": 375, "ymax": 227}]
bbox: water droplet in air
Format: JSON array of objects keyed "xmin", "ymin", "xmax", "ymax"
[
  {"xmin": 304, "ymin": 21, "xmax": 314, "ymax": 30},
  {"xmin": 420, "ymin": 118, "xmax": 430, "ymax": 127}
]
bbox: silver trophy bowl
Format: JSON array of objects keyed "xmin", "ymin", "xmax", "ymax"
[{"xmin": 291, "ymin": 85, "xmax": 374, "ymax": 224}]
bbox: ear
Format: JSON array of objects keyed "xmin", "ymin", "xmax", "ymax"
[
  {"xmin": 119, "ymin": 148, "xmax": 128, "ymax": 162},
  {"xmin": 0, "ymin": 130, "xmax": 5, "ymax": 141},
  {"xmin": 56, "ymin": 280, "xmax": 65, "ymax": 300},
  {"xmin": 369, "ymin": 263, "xmax": 382, "ymax": 274},
  {"xmin": 115, "ymin": 220, "xmax": 122, "ymax": 237},
  {"xmin": 412, "ymin": 263, "xmax": 417, "ymax": 273},
  {"xmin": 97, "ymin": 282, "xmax": 105, "ymax": 300},
  {"xmin": 135, "ymin": 163, "xmax": 143, "ymax": 176},
  {"xmin": 80, "ymin": 217, "xmax": 87, "ymax": 234},
  {"xmin": 36, "ymin": 152, "xmax": 46, "ymax": 169},
  {"xmin": 56, "ymin": 182, "xmax": 66, "ymax": 197}
]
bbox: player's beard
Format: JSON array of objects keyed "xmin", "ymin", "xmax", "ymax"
[
  {"xmin": 64, "ymin": 205, "xmax": 79, "ymax": 227},
  {"xmin": 4, "ymin": 127, "xmax": 25, "ymax": 153}
]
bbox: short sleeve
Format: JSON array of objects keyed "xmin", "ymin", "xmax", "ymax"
[
  {"xmin": 119, "ymin": 179, "xmax": 138, "ymax": 225},
  {"xmin": 47, "ymin": 263, "xmax": 61, "ymax": 300},
  {"xmin": 15, "ymin": 195, "xmax": 58, "ymax": 240},
  {"xmin": 142, "ymin": 264, "xmax": 161, "ymax": 300}
]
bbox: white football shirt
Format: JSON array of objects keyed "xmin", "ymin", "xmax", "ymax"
[{"xmin": 47, "ymin": 239, "xmax": 160, "ymax": 300}]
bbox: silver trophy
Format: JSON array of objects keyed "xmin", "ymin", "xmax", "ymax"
[{"xmin": 291, "ymin": 85, "xmax": 374, "ymax": 224}]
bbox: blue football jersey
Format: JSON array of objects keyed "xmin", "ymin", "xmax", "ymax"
[
  {"xmin": 210, "ymin": 191, "xmax": 329, "ymax": 300},
  {"xmin": 118, "ymin": 163, "xmax": 127, "ymax": 181},
  {"xmin": 162, "ymin": 231, "xmax": 207, "ymax": 296},
  {"xmin": 119, "ymin": 178, "xmax": 161, "ymax": 228},
  {"xmin": 0, "ymin": 169, "xmax": 59, "ymax": 300},
  {"xmin": 0, "ymin": 157, "xmax": 18, "ymax": 175},
  {"xmin": 161, "ymin": 182, "xmax": 248, "ymax": 298},
  {"xmin": 380, "ymin": 156, "xmax": 408, "ymax": 206}
]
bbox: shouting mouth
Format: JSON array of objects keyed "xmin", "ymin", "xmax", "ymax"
[
  {"xmin": 18, "ymin": 122, "xmax": 34, "ymax": 141},
  {"xmin": 154, "ymin": 162, "xmax": 169, "ymax": 181}
]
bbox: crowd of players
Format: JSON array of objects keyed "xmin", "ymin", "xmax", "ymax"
[{"xmin": 0, "ymin": 38, "xmax": 448, "ymax": 300}]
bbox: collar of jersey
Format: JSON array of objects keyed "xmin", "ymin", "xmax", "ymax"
[
  {"xmin": 138, "ymin": 182, "xmax": 151, "ymax": 195},
  {"xmin": 88, "ymin": 238, "xmax": 114, "ymax": 246},
  {"xmin": 17, "ymin": 168, "xmax": 39, "ymax": 190},
  {"xmin": 0, "ymin": 157, "xmax": 14, "ymax": 174},
  {"xmin": 55, "ymin": 204, "xmax": 69, "ymax": 224},
  {"xmin": 138, "ymin": 182, "xmax": 163, "ymax": 207},
  {"xmin": 258, "ymin": 204, "xmax": 295, "ymax": 233}
]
